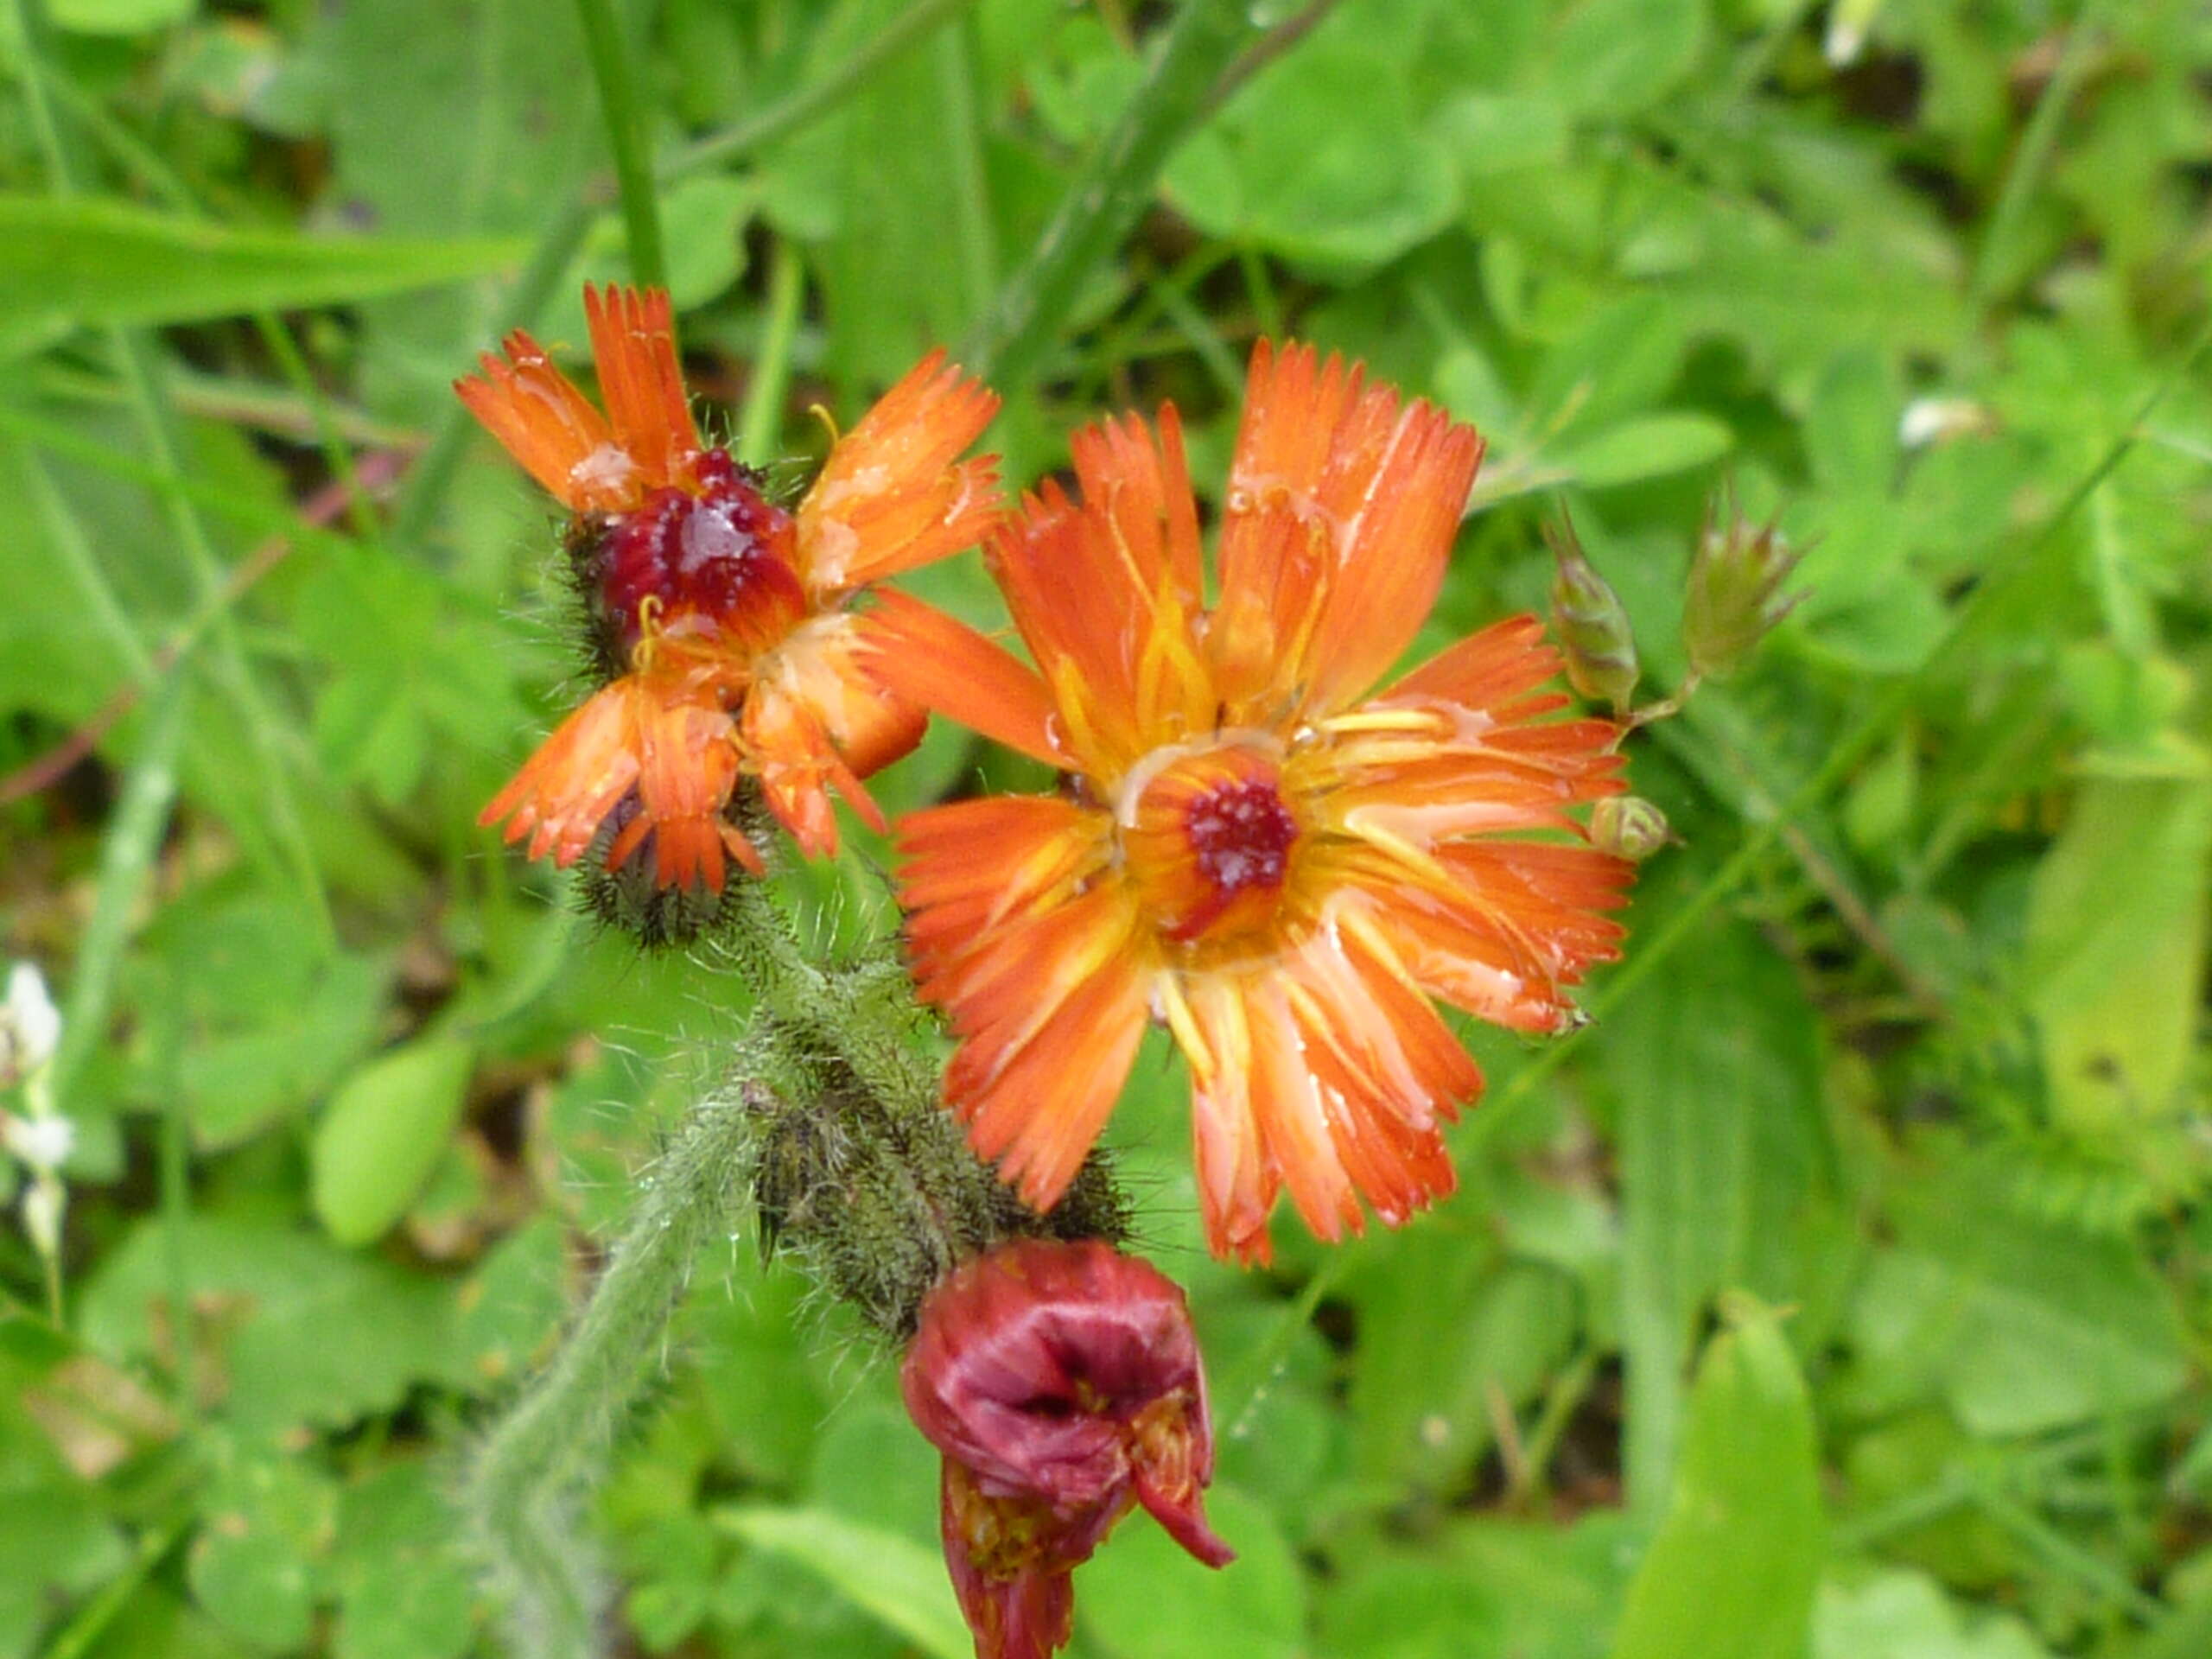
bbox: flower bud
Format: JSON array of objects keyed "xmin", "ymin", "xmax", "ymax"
[
  {"xmin": 745, "ymin": 1030, "xmax": 1129, "ymax": 1340},
  {"xmin": 900, "ymin": 1239, "xmax": 1233, "ymax": 1659},
  {"xmin": 1, "ymin": 963, "xmax": 60, "ymax": 1084},
  {"xmin": 1545, "ymin": 519, "xmax": 1638, "ymax": 715},
  {"xmin": 1683, "ymin": 497, "xmax": 1804, "ymax": 681},
  {"xmin": 21, "ymin": 1179, "xmax": 62, "ymax": 1261},
  {"xmin": 1591, "ymin": 796, "xmax": 1672, "ymax": 861}
]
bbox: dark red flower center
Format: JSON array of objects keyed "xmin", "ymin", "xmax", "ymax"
[
  {"xmin": 1185, "ymin": 779, "xmax": 1299, "ymax": 900},
  {"xmin": 601, "ymin": 448, "xmax": 805, "ymax": 660},
  {"xmin": 1122, "ymin": 744, "xmax": 1303, "ymax": 946}
]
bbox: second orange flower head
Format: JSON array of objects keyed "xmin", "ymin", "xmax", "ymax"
[
  {"xmin": 461, "ymin": 284, "xmax": 1001, "ymax": 891},
  {"xmin": 869, "ymin": 342, "xmax": 1634, "ymax": 1263}
]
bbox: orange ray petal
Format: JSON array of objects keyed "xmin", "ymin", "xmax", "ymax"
[
  {"xmin": 738, "ymin": 678, "xmax": 899, "ymax": 864},
  {"xmin": 631, "ymin": 683, "xmax": 745, "ymax": 892},
  {"xmin": 1163, "ymin": 974, "xmax": 1282, "ymax": 1265},
  {"xmin": 1067, "ymin": 404, "xmax": 1204, "ymax": 615},
  {"xmin": 757, "ymin": 613, "xmax": 930, "ymax": 780},
  {"xmin": 860, "ymin": 590, "xmax": 1061, "ymax": 766},
  {"xmin": 1384, "ymin": 613, "xmax": 1559, "ymax": 709},
  {"xmin": 1169, "ymin": 908, "xmax": 1475, "ymax": 1263},
  {"xmin": 988, "ymin": 469, "xmax": 1216, "ymax": 780},
  {"xmin": 798, "ymin": 351, "xmax": 1003, "ymax": 593},
  {"xmin": 1338, "ymin": 839, "xmax": 1630, "ymax": 1032},
  {"xmin": 1327, "ymin": 727, "xmax": 1626, "ymax": 846},
  {"xmin": 1212, "ymin": 340, "xmax": 1483, "ymax": 722},
  {"xmin": 933, "ymin": 883, "xmax": 1150, "ymax": 1213},
  {"xmin": 479, "ymin": 679, "xmax": 645, "ymax": 867},
  {"xmin": 897, "ymin": 797, "xmax": 1115, "ymax": 994},
  {"xmin": 583, "ymin": 284, "xmax": 701, "ymax": 495},
  {"xmin": 454, "ymin": 329, "xmax": 628, "ymax": 512}
]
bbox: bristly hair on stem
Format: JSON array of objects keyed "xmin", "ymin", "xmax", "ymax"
[{"xmin": 462, "ymin": 868, "xmax": 1134, "ymax": 1658}]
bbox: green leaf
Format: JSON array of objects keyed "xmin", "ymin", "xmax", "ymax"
[
  {"xmin": 715, "ymin": 1506, "xmax": 970, "ymax": 1659},
  {"xmin": 1166, "ymin": 37, "xmax": 1459, "ymax": 271},
  {"xmin": 1080, "ymin": 1485, "xmax": 1303, "ymax": 1659},
  {"xmin": 311, "ymin": 1037, "xmax": 476, "ymax": 1246},
  {"xmin": 79, "ymin": 1211, "xmax": 469, "ymax": 1433},
  {"xmin": 327, "ymin": 1461, "xmax": 478, "ymax": 1659},
  {"xmin": 2022, "ymin": 777, "xmax": 2212, "ymax": 1133},
  {"xmin": 1348, "ymin": 1230, "xmax": 1575, "ymax": 1491},
  {"xmin": 1554, "ymin": 412, "xmax": 1733, "ymax": 488},
  {"xmin": 1848, "ymin": 1176, "xmax": 2187, "ymax": 1437},
  {"xmin": 0, "ymin": 1397, "xmax": 128, "ymax": 1657},
  {"xmin": 1610, "ymin": 1301, "xmax": 1823, "ymax": 1659},
  {"xmin": 316, "ymin": 0, "xmax": 595, "ymax": 414},
  {"xmin": 1815, "ymin": 1569, "xmax": 2053, "ymax": 1659},
  {"xmin": 1544, "ymin": 0, "xmax": 1709, "ymax": 118},
  {"xmin": 1605, "ymin": 917, "xmax": 1826, "ymax": 1500},
  {"xmin": 187, "ymin": 1442, "xmax": 338, "ymax": 1652},
  {"xmin": 0, "ymin": 197, "xmax": 524, "ymax": 350}
]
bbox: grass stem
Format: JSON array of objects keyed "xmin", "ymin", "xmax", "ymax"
[{"xmin": 575, "ymin": 0, "xmax": 667, "ymax": 289}]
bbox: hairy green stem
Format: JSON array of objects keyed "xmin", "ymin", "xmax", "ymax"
[
  {"xmin": 465, "ymin": 874, "xmax": 919, "ymax": 1656},
  {"xmin": 465, "ymin": 1088, "xmax": 758, "ymax": 1659},
  {"xmin": 960, "ymin": 0, "xmax": 1256, "ymax": 388},
  {"xmin": 575, "ymin": 0, "xmax": 666, "ymax": 289}
]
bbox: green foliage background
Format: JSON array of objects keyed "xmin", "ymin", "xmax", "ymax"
[{"xmin": 2, "ymin": 0, "xmax": 2209, "ymax": 1655}]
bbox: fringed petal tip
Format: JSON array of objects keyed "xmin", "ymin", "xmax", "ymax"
[
  {"xmin": 582, "ymin": 283, "xmax": 700, "ymax": 494},
  {"xmin": 454, "ymin": 328, "xmax": 621, "ymax": 512},
  {"xmin": 477, "ymin": 677, "xmax": 761, "ymax": 895},
  {"xmin": 456, "ymin": 286, "xmax": 706, "ymax": 513},
  {"xmin": 798, "ymin": 350, "xmax": 1006, "ymax": 592}
]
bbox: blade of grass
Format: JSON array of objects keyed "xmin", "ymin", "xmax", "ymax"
[
  {"xmin": 48, "ymin": 678, "xmax": 188, "ymax": 1179},
  {"xmin": 10, "ymin": 0, "xmax": 335, "ymax": 950},
  {"xmin": 0, "ymin": 403, "xmax": 367, "ymax": 563},
  {"xmin": 936, "ymin": 19, "xmax": 998, "ymax": 320},
  {"xmin": 8, "ymin": 48, "xmax": 397, "ymax": 546},
  {"xmin": 959, "ymin": 0, "xmax": 1257, "ymax": 389},
  {"xmin": 1967, "ymin": 0, "xmax": 2113, "ymax": 332},
  {"xmin": 737, "ymin": 238, "xmax": 807, "ymax": 458},
  {"xmin": 390, "ymin": 190, "xmax": 599, "ymax": 545},
  {"xmin": 662, "ymin": 0, "xmax": 981, "ymax": 181},
  {"xmin": 35, "ymin": 359, "xmax": 422, "ymax": 453},
  {"xmin": 575, "ymin": 0, "xmax": 665, "ymax": 289}
]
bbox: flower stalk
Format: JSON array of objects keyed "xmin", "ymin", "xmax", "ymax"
[
  {"xmin": 465, "ymin": 866, "xmax": 1130, "ymax": 1656},
  {"xmin": 573, "ymin": 0, "xmax": 666, "ymax": 290}
]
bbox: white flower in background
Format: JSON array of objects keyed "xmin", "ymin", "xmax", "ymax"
[
  {"xmin": 3, "ymin": 959, "xmax": 71, "ymax": 1310},
  {"xmin": 1899, "ymin": 397, "xmax": 1997, "ymax": 449},
  {"xmin": 2, "ymin": 1111, "xmax": 73, "ymax": 1173},
  {"xmin": 2, "ymin": 962, "xmax": 60, "ymax": 1084}
]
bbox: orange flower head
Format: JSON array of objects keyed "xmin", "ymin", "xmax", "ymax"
[
  {"xmin": 867, "ymin": 340, "xmax": 1634, "ymax": 1262},
  {"xmin": 461, "ymin": 284, "xmax": 1001, "ymax": 893}
]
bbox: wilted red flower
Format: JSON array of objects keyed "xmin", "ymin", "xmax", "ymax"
[
  {"xmin": 900, "ymin": 1238, "xmax": 1232, "ymax": 1659},
  {"xmin": 461, "ymin": 284, "xmax": 1000, "ymax": 890},
  {"xmin": 868, "ymin": 341, "xmax": 1634, "ymax": 1262}
]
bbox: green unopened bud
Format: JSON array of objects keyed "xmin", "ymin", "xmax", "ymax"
[
  {"xmin": 1684, "ymin": 495, "xmax": 1804, "ymax": 680},
  {"xmin": 744, "ymin": 986, "xmax": 1130, "ymax": 1339},
  {"xmin": 1545, "ymin": 518, "xmax": 1639, "ymax": 715},
  {"xmin": 1591, "ymin": 796, "xmax": 1672, "ymax": 861}
]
